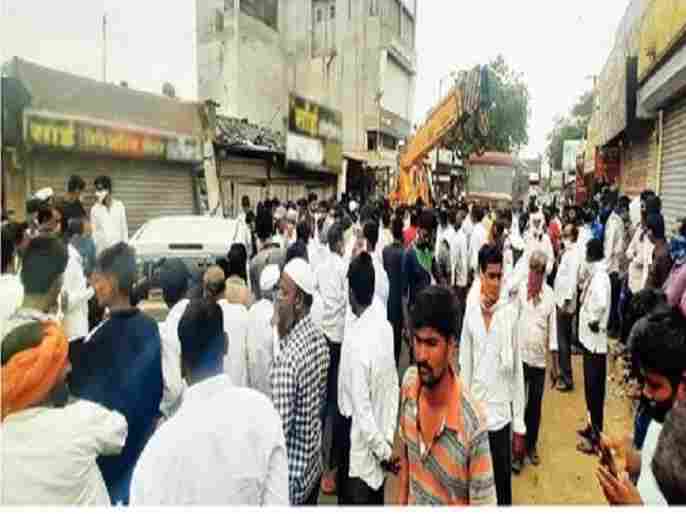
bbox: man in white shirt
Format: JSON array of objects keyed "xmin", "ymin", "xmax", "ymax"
[
  {"xmin": 90, "ymin": 176, "xmax": 128, "ymax": 257},
  {"xmin": 1, "ymin": 265, "xmax": 127, "ymax": 506},
  {"xmin": 337, "ymin": 252, "xmax": 399, "ymax": 504},
  {"xmin": 246, "ymin": 264, "xmax": 280, "ymax": 398},
  {"xmin": 577, "ymin": 238, "xmax": 612, "ymax": 454},
  {"xmin": 0, "ymin": 223, "xmax": 25, "ymax": 334},
  {"xmin": 130, "ymin": 371, "xmax": 288, "ymax": 505},
  {"xmin": 450, "ymin": 209, "xmax": 470, "ymax": 308},
  {"xmin": 460, "ymin": 243, "xmax": 526, "ymax": 505},
  {"xmin": 362, "ymin": 220, "xmax": 389, "ymax": 311},
  {"xmin": 468, "ymin": 205, "xmax": 488, "ymax": 282},
  {"xmin": 62, "ymin": 219, "xmax": 95, "ymax": 341},
  {"xmin": 512, "ymin": 250, "xmax": 558, "ymax": 474},
  {"xmin": 603, "ymin": 195, "xmax": 625, "ymax": 338},
  {"xmin": 554, "ymin": 224, "xmax": 581, "ymax": 392},
  {"xmin": 597, "ymin": 308, "xmax": 686, "ymax": 506},
  {"xmin": 315, "ymin": 222, "xmax": 348, "ymax": 494}
]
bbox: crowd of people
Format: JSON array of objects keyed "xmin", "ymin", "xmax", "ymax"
[{"xmin": 2, "ymin": 173, "xmax": 686, "ymax": 506}]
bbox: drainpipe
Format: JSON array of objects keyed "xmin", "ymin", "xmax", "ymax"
[{"xmin": 656, "ymin": 109, "xmax": 664, "ymax": 195}]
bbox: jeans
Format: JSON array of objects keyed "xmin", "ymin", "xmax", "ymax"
[
  {"xmin": 608, "ymin": 272, "xmax": 621, "ymax": 335},
  {"xmin": 524, "ymin": 363, "xmax": 546, "ymax": 452},
  {"xmin": 488, "ymin": 424, "xmax": 512, "ymax": 506},
  {"xmin": 556, "ymin": 308, "xmax": 575, "ymax": 387},
  {"xmin": 343, "ymin": 478, "xmax": 384, "ymax": 505},
  {"xmin": 583, "ymin": 350, "xmax": 607, "ymax": 432}
]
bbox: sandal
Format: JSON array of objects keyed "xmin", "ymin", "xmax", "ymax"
[{"xmin": 576, "ymin": 438, "xmax": 597, "ymax": 455}]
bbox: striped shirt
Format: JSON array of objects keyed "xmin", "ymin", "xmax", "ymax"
[{"xmin": 398, "ymin": 366, "xmax": 496, "ymax": 506}]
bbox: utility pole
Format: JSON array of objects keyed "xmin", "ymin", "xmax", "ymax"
[{"xmin": 102, "ymin": 13, "xmax": 107, "ymax": 83}]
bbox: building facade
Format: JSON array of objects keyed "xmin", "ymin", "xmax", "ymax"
[
  {"xmin": 196, "ymin": 0, "xmax": 418, "ymax": 198},
  {"xmin": 1, "ymin": 58, "xmax": 204, "ymax": 232}
]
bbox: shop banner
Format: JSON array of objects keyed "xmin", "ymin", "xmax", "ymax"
[
  {"xmin": 24, "ymin": 109, "xmax": 202, "ymax": 163},
  {"xmin": 287, "ymin": 93, "xmax": 342, "ymax": 174}
]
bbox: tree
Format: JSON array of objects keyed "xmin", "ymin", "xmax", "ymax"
[
  {"xmin": 450, "ymin": 55, "xmax": 531, "ymax": 158},
  {"xmin": 545, "ymin": 90, "xmax": 594, "ymax": 170},
  {"xmin": 483, "ymin": 55, "xmax": 531, "ymax": 153}
]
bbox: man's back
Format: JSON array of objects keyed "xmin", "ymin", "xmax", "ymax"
[
  {"xmin": 383, "ymin": 242, "xmax": 405, "ymax": 323},
  {"xmin": 1, "ymin": 401, "xmax": 127, "ymax": 506},
  {"xmin": 68, "ymin": 308, "xmax": 163, "ymax": 505},
  {"xmin": 130, "ymin": 376, "xmax": 288, "ymax": 506}
]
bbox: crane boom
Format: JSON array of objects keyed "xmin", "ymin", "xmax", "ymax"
[{"xmin": 391, "ymin": 65, "xmax": 490, "ymax": 207}]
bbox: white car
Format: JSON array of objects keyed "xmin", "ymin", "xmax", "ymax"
[{"xmin": 130, "ymin": 215, "xmax": 251, "ymax": 302}]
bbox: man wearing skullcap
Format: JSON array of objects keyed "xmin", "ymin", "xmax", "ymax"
[
  {"xmin": 1, "ymin": 243, "xmax": 127, "ymax": 505},
  {"xmin": 246, "ymin": 264, "xmax": 281, "ymax": 397},
  {"xmin": 270, "ymin": 258, "xmax": 330, "ymax": 505}
]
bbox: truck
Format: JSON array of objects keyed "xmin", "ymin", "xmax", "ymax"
[
  {"xmin": 465, "ymin": 152, "xmax": 529, "ymax": 207},
  {"xmin": 389, "ymin": 65, "xmax": 491, "ymax": 206}
]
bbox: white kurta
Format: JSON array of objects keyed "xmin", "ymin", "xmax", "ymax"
[
  {"xmin": 218, "ymin": 300, "xmax": 250, "ymax": 387},
  {"xmin": 90, "ymin": 199, "xmax": 128, "ymax": 256},
  {"xmin": 1, "ymin": 401, "xmax": 127, "ymax": 506},
  {"xmin": 246, "ymin": 298, "xmax": 276, "ymax": 398},
  {"xmin": 62, "ymin": 244, "xmax": 94, "ymax": 341},
  {"xmin": 130, "ymin": 375, "xmax": 288, "ymax": 506},
  {"xmin": 578, "ymin": 261, "xmax": 611, "ymax": 354}
]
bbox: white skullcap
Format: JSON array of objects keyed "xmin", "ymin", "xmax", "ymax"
[
  {"xmin": 349, "ymin": 200, "xmax": 359, "ymax": 212},
  {"xmin": 260, "ymin": 264, "xmax": 280, "ymax": 293},
  {"xmin": 274, "ymin": 206, "xmax": 286, "ymax": 220},
  {"xmin": 283, "ymin": 258, "xmax": 315, "ymax": 296},
  {"xmin": 35, "ymin": 187, "xmax": 54, "ymax": 201},
  {"xmin": 287, "ymin": 208, "xmax": 298, "ymax": 222}
]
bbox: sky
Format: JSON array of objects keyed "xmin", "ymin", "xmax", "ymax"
[{"xmin": 2, "ymin": 0, "xmax": 630, "ymax": 159}]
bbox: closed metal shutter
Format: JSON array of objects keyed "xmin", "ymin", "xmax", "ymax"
[
  {"xmin": 219, "ymin": 156, "xmax": 269, "ymax": 216},
  {"xmin": 28, "ymin": 152, "xmax": 196, "ymax": 234},
  {"xmin": 621, "ymin": 126, "xmax": 656, "ymax": 198},
  {"xmin": 661, "ymin": 98, "xmax": 686, "ymax": 233}
]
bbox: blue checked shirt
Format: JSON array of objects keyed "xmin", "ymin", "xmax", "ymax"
[{"xmin": 270, "ymin": 314, "xmax": 329, "ymax": 505}]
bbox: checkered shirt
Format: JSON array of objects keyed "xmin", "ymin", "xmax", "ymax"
[{"xmin": 270, "ymin": 314, "xmax": 329, "ymax": 505}]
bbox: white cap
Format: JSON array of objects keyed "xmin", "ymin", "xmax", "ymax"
[
  {"xmin": 287, "ymin": 208, "xmax": 298, "ymax": 223},
  {"xmin": 349, "ymin": 200, "xmax": 359, "ymax": 212},
  {"xmin": 34, "ymin": 187, "xmax": 54, "ymax": 201},
  {"xmin": 260, "ymin": 264, "xmax": 280, "ymax": 293},
  {"xmin": 283, "ymin": 258, "xmax": 315, "ymax": 296},
  {"xmin": 274, "ymin": 206, "xmax": 286, "ymax": 220}
]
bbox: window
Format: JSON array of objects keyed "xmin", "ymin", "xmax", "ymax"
[
  {"xmin": 240, "ymin": 0, "xmax": 278, "ymax": 30},
  {"xmin": 215, "ymin": 9, "xmax": 224, "ymax": 33},
  {"xmin": 330, "ymin": 4, "xmax": 335, "ymax": 19},
  {"xmin": 316, "ymin": 7, "xmax": 323, "ymax": 22},
  {"xmin": 369, "ymin": 0, "xmax": 378, "ymax": 16}
]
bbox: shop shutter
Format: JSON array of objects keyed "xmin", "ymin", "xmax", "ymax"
[
  {"xmin": 621, "ymin": 127, "xmax": 655, "ymax": 198},
  {"xmin": 28, "ymin": 153, "xmax": 196, "ymax": 235},
  {"xmin": 661, "ymin": 98, "xmax": 686, "ymax": 234}
]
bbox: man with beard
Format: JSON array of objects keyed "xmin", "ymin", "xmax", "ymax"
[
  {"xmin": 459, "ymin": 244, "xmax": 526, "ymax": 505},
  {"xmin": 270, "ymin": 258, "xmax": 330, "ymax": 505},
  {"xmin": 597, "ymin": 305, "xmax": 686, "ymax": 505},
  {"xmin": 397, "ymin": 286, "xmax": 496, "ymax": 505},
  {"xmin": 402, "ymin": 209, "xmax": 441, "ymax": 363}
]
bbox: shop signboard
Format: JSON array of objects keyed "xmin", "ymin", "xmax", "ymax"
[
  {"xmin": 638, "ymin": 0, "xmax": 686, "ymax": 81},
  {"xmin": 24, "ymin": 109, "xmax": 202, "ymax": 162},
  {"xmin": 287, "ymin": 93, "xmax": 342, "ymax": 174}
]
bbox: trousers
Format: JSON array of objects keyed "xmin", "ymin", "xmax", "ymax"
[
  {"xmin": 488, "ymin": 424, "xmax": 512, "ymax": 506},
  {"xmin": 583, "ymin": 350, "xmax": 607, "ymax": 431},
  {"xmin": 321, "ymin": 338, "xmax": 342, "ymax": 470},
  {"xmin": 524, "ymin": 363, "xmax": 546, "ymax": 452},
  {"xmin": 608, "ymin": 272, "xmax": 621, "ymax": 335},
  {"xmin": 556, "ymin": 308, "xmax": 575, "ymax": 387}
]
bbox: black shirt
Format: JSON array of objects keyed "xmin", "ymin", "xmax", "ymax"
[
  {"xmin": 58, "ymin": 199, "xmax": 87, "ymax": 225},
  {"xmin": 383, "ymin": 241, "xmax": 405, "ymax": 324}
]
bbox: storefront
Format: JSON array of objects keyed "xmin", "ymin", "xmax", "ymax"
[
  {"xmin": 3, "ymin": 58, "xmax": 203, "ymax": 233},
  {"xmin": 661, "ymin": 98, "xmax": 686, "ymax": 230}
]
